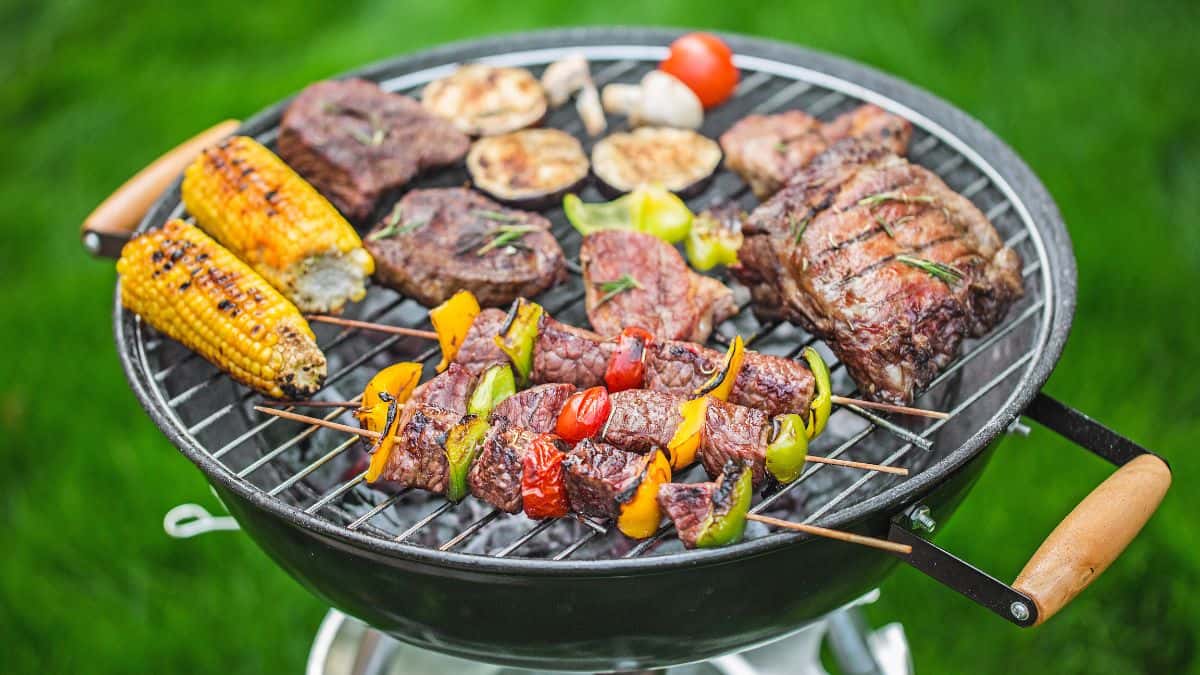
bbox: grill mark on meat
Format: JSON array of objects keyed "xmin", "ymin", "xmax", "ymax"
[
  {"xmin": 489, "ymin": 383, "xmax": 574, "ymax": 433},
  {"xmin": 468, "ymin": 424, "xmax": 536, "ymax": 513},
  {"xmin": 599, "ymin": 390, "xmax": 681, "ymax": 453},
  {"xmin": 562, "ymin": 440, "xmax": 647, "ymax": 519}
]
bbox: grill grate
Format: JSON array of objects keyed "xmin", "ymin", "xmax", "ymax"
[{"xmin": 125, "ymin": 46, "xmax": 1051, "ymax": 562}]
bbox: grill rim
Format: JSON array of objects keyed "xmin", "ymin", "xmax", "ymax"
[{"xmin": 115, "ymin": 26, "xmax": 1076, "ymax": 574}]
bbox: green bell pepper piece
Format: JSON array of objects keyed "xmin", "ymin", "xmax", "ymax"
[
  {"xmin": 764, "ymin": 413, "xmax": 809, "ymax": 484},
  {"xmin": 468, "ymin": 364, "xmax": 516, "ymax": 418},
  {"xmin": 563, "ymin": 186, "xmax": 692, "ymax": 244},
  {"xmin": 685, "ymin": 210, "xmax": 742, "ymax": 271},
  {"xmin": 444, "ymin": 415, "xmax": 490, "ymax": 502},
  {"xmin": 802, "ymin": 347, "xmax": 832, "ymax": 439},
  {"xmin": 493, "ymin": 298, "xmax": 544, "ymax": 385},
  {"xmin": 695, "ymin": 462, "xmax": 753, "ymax": 548}
]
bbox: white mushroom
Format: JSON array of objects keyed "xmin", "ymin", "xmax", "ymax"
[
  {"xmin": 575, "ymin": 83, "xmax": 607, "ymax": 137},
  {"xmin": 601, "ymin": 70, "xmax": 703, "ymax": 130},
  {"xmin": 540, "ymin": 54, "xmax": 592, "ymax": 106}
]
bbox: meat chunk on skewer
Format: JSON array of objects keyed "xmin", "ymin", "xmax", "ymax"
[
  {"xmin": 365, "ymin": 188, "xmax": 567, "ymax": 308},
  {"xmin": 490, "ymin": 383, "xmax": 575, "ymax": 433},
  {"xmin": 719, "ymin": 104, "xmax": 912, "ymax": 199},
  {"xmin": 734, "ymin": 140, "xmax": 1023, "ymax": 404},
  {"xmin": 278, "ymin": 79, "xmax": 470, "ymax": 221},
  {"xmin": 468, "ymin": 424, "xmax": 540, "ymax": 513},
  {"xmin": 562, "ymin": 440, "xmax": 654, "ymax": 519},
  {"xmin": 598, "ymin": 390, "xmax": 681, "ymax": 453},
  {"xmin": 699, "ymin": 399, "xmax": 770, "ymax": 487},
  {"xmin": 580, "ymin": 230, "xmax": 736, "ymax": 343}
]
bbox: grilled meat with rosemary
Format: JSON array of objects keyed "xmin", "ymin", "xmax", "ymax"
[
  {"xmin": 734, "ymin": 140, "xmax": 1024, "ymax": 404},
  {"xmin": 719, "ymin": 104, "xmax": 912, "ymax": 199},
  {"xmin": 278, "ymin": 79, "xmax": 469, "ymax": 221},
  {"xmin": 364, "ymin": 188, "xmax": 567, "ymax": 307},
  {"xmin": 580, "ymin": 230, "xmax": 736, "ymax": 342}
]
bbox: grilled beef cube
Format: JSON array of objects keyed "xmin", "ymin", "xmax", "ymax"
[
  {"xmin": 643, "ymin": 342, "xmax": 815, "ymax": 419},
  {"xmin": 468, "ymin": 424, "xmax": 538, "ymax": 513},
  {"xmin": 719, "ymin": 105, "xmax": 912, "ymax": 199},
  {"xmin": 454, "ymin": 308, "xmax": 509, "ymax": 374},
  {"xmin": 490, "ymin": 383, "xmax": 575, "ymax": 433},
  {"xmin": 562, "ymin": 440, "xmax": 651, "ymax": 519},
  {"xmin": 734, "ymin": 140, "xmax": 1023, "ymax": 404},
  {"xmin": 365, "ymin": 188, "xmax": 567, "ymax": 308},
  {"xmin": 409, "ymin": 362, "xmax": 476, "ymax": 413},
  {"xmin": 383, "ymin": 405, "xmax": 459, "ymax": 493},
  {"xmin": 277, "ymin": 79, "xmax": 470, "ymax": 221},
  {"xmin": 699, "ymin": 399, "xmax": 770, "ymax": 486},
  {"xmin": 531, "ymin": 316, "xmax": 614, "ymax": 389},
  {"xmin": 580, "ymin": 230, "xmax": 736, "ymax": 342},
  {"xmin": 658, "ymin": 460, "xmax": 752, "ymax": 549},
  {"xmin": 599, "ymin": 390, "xmax": 681, "ymax": 453}
]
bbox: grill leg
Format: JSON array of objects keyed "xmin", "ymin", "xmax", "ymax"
[{"xmin": 825, "ymin": 608, "xmax": 912, "ymax": 675}]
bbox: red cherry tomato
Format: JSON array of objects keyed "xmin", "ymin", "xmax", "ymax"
[
  {"xmin": 659, "ymin": 32, "xmax": 739, "ymax": 108},
  {"xmin": 521, "ymin": 435, "xmax": 569, "ymax": 519},
  {"xmin": 555, "ymin": 386, "xmax": 612, "ymax": 443},
  {"xmin": 605, "ymin": 327, "xmax": 655, "ymax": 392}
]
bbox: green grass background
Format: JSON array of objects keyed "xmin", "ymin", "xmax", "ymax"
[{"xmin": 2, "ymin": 1, "xmax": 1197, "ymax": 672}]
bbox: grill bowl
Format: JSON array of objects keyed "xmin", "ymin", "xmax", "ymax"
[{"xmin": 116, "ymin": 28, "xmax": 1075, "ymax": 670}]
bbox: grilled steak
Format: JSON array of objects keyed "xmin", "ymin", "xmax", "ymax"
[
  {"xmin": 468, "ymin": 424, "xmax": 538, "ymax": 513},
  {"xmin": 699, "ymin": 399, "xmax": 770, "ymax": 486},
  {"xmin": 531, "ymin": 317, "xmax": 614, "ymax": 389},
  {"xmin": 383, "ymin": 405, "xmax": 459, "ymax": 493},
  {"xmin": 277, "ymin": 79, "xmax": 469, "ymax": 221},
  {"xmin": 599, "ymin": 389, "xmax": 681, "ymax": 453},
  {"xmin": 643, "ymin": 342, "xmax": 814, "ymax": 418},
  {"xmin": 365, "ymin": 188, "xmax": 567, "ymax": 307},
  {"xmin": 719, "ymin": 104, "xmax": 912, "ymax": 199},
  {"xmin": 734, "ymin": 140, "xmax": 1024, "ymax": 403},
  {"xmin": 580, "ymin": 230, "xmax": 736, "ymax": 342},
  {"xmin": 656, "ymin": 481, "xmax": 716, "ymax": 548},
  {"xmin": 490, "ymin": 383, "xmax": 575, "ymax": 433},
  {"xmin": 562, "ymin": 440, "xmax": 650, "ymax": 519}
]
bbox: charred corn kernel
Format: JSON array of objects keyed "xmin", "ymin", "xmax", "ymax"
[
  {"xmin": 117, "ymin": 219, "xmax": 326, "ymax": 399},
  {"xmin": 181, "ymin": 136, "xmax": 374, "ymax": 314}
]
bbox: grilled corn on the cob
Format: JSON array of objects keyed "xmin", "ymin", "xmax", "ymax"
[
  {"xmin": 182, "ymin": 135, "xmax": 374, "ymax": 314},
  {"xmin": 117, "ymin": 218, "xmax": 327, "ymax": 399}
]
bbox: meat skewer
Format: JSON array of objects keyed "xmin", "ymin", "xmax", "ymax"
[
  {"xmin": 254, "ymin": 364, "xmax": 908, "ymax": 554},
  {"xmin": 304, "ymin": 293, "xmax": 948, "ymax": 421}
]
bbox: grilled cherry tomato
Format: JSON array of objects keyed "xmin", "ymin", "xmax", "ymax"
[
  {"xmin": 659, "ymin": 33, "xmax": 739, "ymax": 108},
  {"xmin": 555, "ymin": 386, "xmax": 612, "ymax": 443},
  {"xmin": 604, "ymin": 327, "xmax": 655, "ymax": 392},
  {"xmin": 521, "ymin": 435, "xmax": 570, "ymax": 519}
]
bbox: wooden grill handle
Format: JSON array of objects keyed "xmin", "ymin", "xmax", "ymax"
[
  {"xmin": 1012, "ymin": 453, "xmax": 1170, "ymax": 625},
  {"xmin": 81, "ymin": 119, "xmax": 240, "ymax": 258}
]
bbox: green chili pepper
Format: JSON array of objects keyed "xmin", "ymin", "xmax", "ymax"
[
  {"xmin": 695, "ymin": 462, "xmax": 753, "ymax": 548},
  {"xmin": 493, "ymin": 298, "xmax": 544, "ymax": 385},
  {"xmin": 685, "ymin": 210, "xmax": 742, "ymax": 271},
  {"xmin": 563, "ymin": 186, "xmax": 693, "ymax": 244},
  {"xmin": 444, "ymin": 415, "xmax": 490, "ymax": 502},
  {"xmin": 802, "ymin": 346, "xmax": 832, "ymax": 439},
  {"xmin": 764, "ymin": 413, "xmax": 809, "ymax": 484},
  {"xmin": 468, "ymin": 364, "xmax": 516, "ymax": 417}
]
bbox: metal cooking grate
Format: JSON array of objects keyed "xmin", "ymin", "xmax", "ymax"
[{"xmin": 124, "ymin": 46, "xmax": 1051, "ymax": 561}]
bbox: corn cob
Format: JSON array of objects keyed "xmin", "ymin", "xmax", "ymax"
[
  {"xmin": 117, "ymin": 218, "xmax": 327, "ymax": 399},
  {"xmin": 181, "ymin": 135, "xmax": 374, "ymax": 314}
]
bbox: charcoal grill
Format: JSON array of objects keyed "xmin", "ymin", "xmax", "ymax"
[{"xmin": 85, "ymin": 28, "xmax": 1169, "ymax": 672}]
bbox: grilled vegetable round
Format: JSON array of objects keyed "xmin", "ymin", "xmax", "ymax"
[
  {"xmin": 467, "ymin": 129, "xmax": 589, "ymax": 207},
  {"xmin": 591, "ymin": 127, "xmax": 721, "ymax": 196},
  {"xmin": 422, "ymin": 64, "xmax": 547, "ymax": 136}
]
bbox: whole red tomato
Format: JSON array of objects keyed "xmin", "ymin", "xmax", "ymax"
[
  {"xmin": 555, "ymin": 386, "xmax": 612, "ymax": 442},
  {"xmin": 660, "ymin": 32, "xmax": 739, "ymax": 108}
]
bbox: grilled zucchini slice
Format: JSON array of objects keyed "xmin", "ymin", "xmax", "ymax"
[
  {"xmin": 467, "ymin": 129, "xmax": 589, "ymax": 207},
  {"xmin": 422, "ymin": 64, "xmax": 547, "ymax": 136},
  {"xmin": 591, "ymin": 127, "xmax": 722, "ymax": 196}
]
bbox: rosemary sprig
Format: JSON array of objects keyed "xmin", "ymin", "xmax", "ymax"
[
  {"xmin": 367, "ymin": 205, "xmax": 427, "ymax": 241},
  {"xmin": 790, "ymin": 214, "xmax": 811, "ymax": 244},
  {"xmin": 774, "ymin": 141, "xmax": 790, "ymax": 153},
  {"xmin": 475, "ymin": 225, "xmax": 540, "ymax": 256},
  {"xmin": 473, "ymin": 209, "xmax": 522, "ymax": 223},
  {"xmin": 858, "ymin": 191, "xmax": 937, "ymax": 207},
  {"xmin": 874, "ymin": 215, "xmax": 895, "ymax": 238},
  {"xmin": 593, "ymin": 274, "xmax": 643, "ymax": 307},
  {"xmin": 895, "ymin": 254, "xmax": 963, "ymax": 285}
]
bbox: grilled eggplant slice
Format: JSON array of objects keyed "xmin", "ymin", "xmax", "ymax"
[
  {"xmin": 422, "ymin": 64, "xmax": 547, "ymax": 136},
  {"xmin": 591, "ymin": 127, "xmax": 722, "ymax": 196},
  {"xmin": 466, "ymin": 129, "xmax": 590, "ymax": 208}
]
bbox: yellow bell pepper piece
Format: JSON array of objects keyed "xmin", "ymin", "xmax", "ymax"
[
  {"xmin": 354, "ymin": 362, "xmax": 422, "ymax": 483},
  {"xmin": 616, "ymin": 449, "xmax": 672, "ymax": 539},
  {"xmin": 666, "ymin": 396, "xmax": 709, "ymax": 470},
  {"xmin": 430, "ymin": 290, "xmax": 481, "ymax": 372},
  {"xmin": 693, "ymin": 335, "xmax": 745, "ymax": 402}
]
